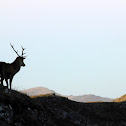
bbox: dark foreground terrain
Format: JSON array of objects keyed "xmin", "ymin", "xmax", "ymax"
[{"xmin": 0, "ymin": 90, "xmax": 126, "ymax": 126}]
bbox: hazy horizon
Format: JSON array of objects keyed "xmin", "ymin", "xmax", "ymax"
[{"xmin": 0, "ymin": 0, "xmax": 126, "ymax": 99}]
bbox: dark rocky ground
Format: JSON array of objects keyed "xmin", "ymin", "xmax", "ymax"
[{"xmin": 0, "ymin": 89, "xmax": 126, "ymax": 126}]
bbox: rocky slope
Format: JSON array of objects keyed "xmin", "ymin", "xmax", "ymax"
[{"xmin": 0, "ymin": 89, "xmax": 126, "ymax": 126}]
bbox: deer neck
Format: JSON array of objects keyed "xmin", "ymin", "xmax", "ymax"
[{"xmin": 12, "ymin": 58, "xmax": 21, "ymax": 73}]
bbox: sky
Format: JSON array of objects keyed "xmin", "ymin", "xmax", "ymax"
[{"xmin": 0, "ymin": 0, "xmax": 126, "ymax": 98}]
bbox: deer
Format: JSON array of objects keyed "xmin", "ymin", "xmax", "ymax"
[{"xmin": 0, "ymin": 43, "xmax": 26, "ymax": 90}]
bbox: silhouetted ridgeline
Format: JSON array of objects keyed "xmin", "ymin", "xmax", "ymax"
[{"xmin": 0, "ymin": 90, "xmax": 126, "ymax": 126}]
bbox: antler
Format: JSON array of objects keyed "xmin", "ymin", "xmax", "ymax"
[
  {"xmin": 10, "ymin": 43, "xmax": 26, "ymax": 58},
  {"xmin": 10, "ymin": 43, "xmax": 20, "ymax": 57},
  {"xmin": 21, "ymin": 46, "xmax": 26, "ymax": 58}
]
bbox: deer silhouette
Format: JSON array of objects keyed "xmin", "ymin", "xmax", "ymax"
[{"xmin": 0, "ymin": 44, "xmax": 26, "ymax": 90}]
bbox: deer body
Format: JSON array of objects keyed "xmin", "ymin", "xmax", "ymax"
[{"xmin": 0, "ymin": 44, "xmax": 26, "ymax": 90}]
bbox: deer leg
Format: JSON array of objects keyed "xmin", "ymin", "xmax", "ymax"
[
  {"xmin": 10, "ymin": 77, "xmax": 13, "ymax": 90},
  {"xmin": 5, "ymin": 79, "xmax": 8, "ymax": 89},
  {"xmin": 1, "ymin": 77, "xmax": 4, "ymax": 87}
]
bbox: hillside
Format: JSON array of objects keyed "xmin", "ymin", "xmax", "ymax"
[
  {"xmin": 113, "ymin": 94, "xmax": 126, "ymax": 102},
  {"xmin": 22, "ymin": 87, "xmax": 56, "ymax": 96},
  {"xmin": 22, "ymin": 87, "xmax": 113, "ymax": 102},
  {"xmin": 68, "ymin": 94, "xmax": 113, "ymax": 102},
  {"xmin": 0, "ymin": 89, "xmax": 126, "ymax": 126}
]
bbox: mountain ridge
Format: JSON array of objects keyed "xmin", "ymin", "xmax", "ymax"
[
  {"xmin": 22, "ymin": 86, "xmax": 113, "ymax": 102},
  {"xmin": 22, "ymin": 86, "xmax": 56, "ymax": 96},
  {"xmin": 113, "ymin": 94, "xmax": 126, "ymax": 102},
  {"xmin": 68, "ymin": 94, "xmax": 113, "ymax": 102}
]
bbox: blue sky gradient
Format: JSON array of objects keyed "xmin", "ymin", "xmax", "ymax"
[{"xmin": 0, "ymin": 0, "xmax": 126, "ymax": 98}]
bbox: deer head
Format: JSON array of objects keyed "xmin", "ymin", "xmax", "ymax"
[{"xmin": 10, "ymin": 43, "xmax": 26, "ymax": 67}]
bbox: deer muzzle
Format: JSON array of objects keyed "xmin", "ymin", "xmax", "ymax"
[{"xmin": 22, "ymin": 63, "xmax": 25, "ymax": 66}]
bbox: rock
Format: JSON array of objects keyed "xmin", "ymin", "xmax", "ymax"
[
  {"xmin": 0, "ymin": 90, "xmax": 126, "ymax": 126},
  {"xmin": 0, "ymin": 104, "xmax": 13, "ymax": 126},
  {"xmin": 66, "ymin": 112, "xmax": 86, "ymax": 126},
  {"xmin": 52, "ymin": 108, "xmax": 68, "ymax": 119}
]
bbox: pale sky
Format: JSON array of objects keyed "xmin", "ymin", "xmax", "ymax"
[{"xmin": 0, "ymin": 0, "xmax": 126, "ymax": 98}]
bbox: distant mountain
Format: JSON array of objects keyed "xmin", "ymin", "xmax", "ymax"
[
  {"xmin": 68, "ymin": 95, "xmax": 113, "ymax": 102},
  {"xmin": 22, "ymin": 87, "xmax": 113, "ymax": 102},
  {"xmin": 113, "ymin": 94, "xmax": 126, "ymax": 102},
  {"xmin": 22, "ymin": 87, "xmax": 56, "ymax": 96}
]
